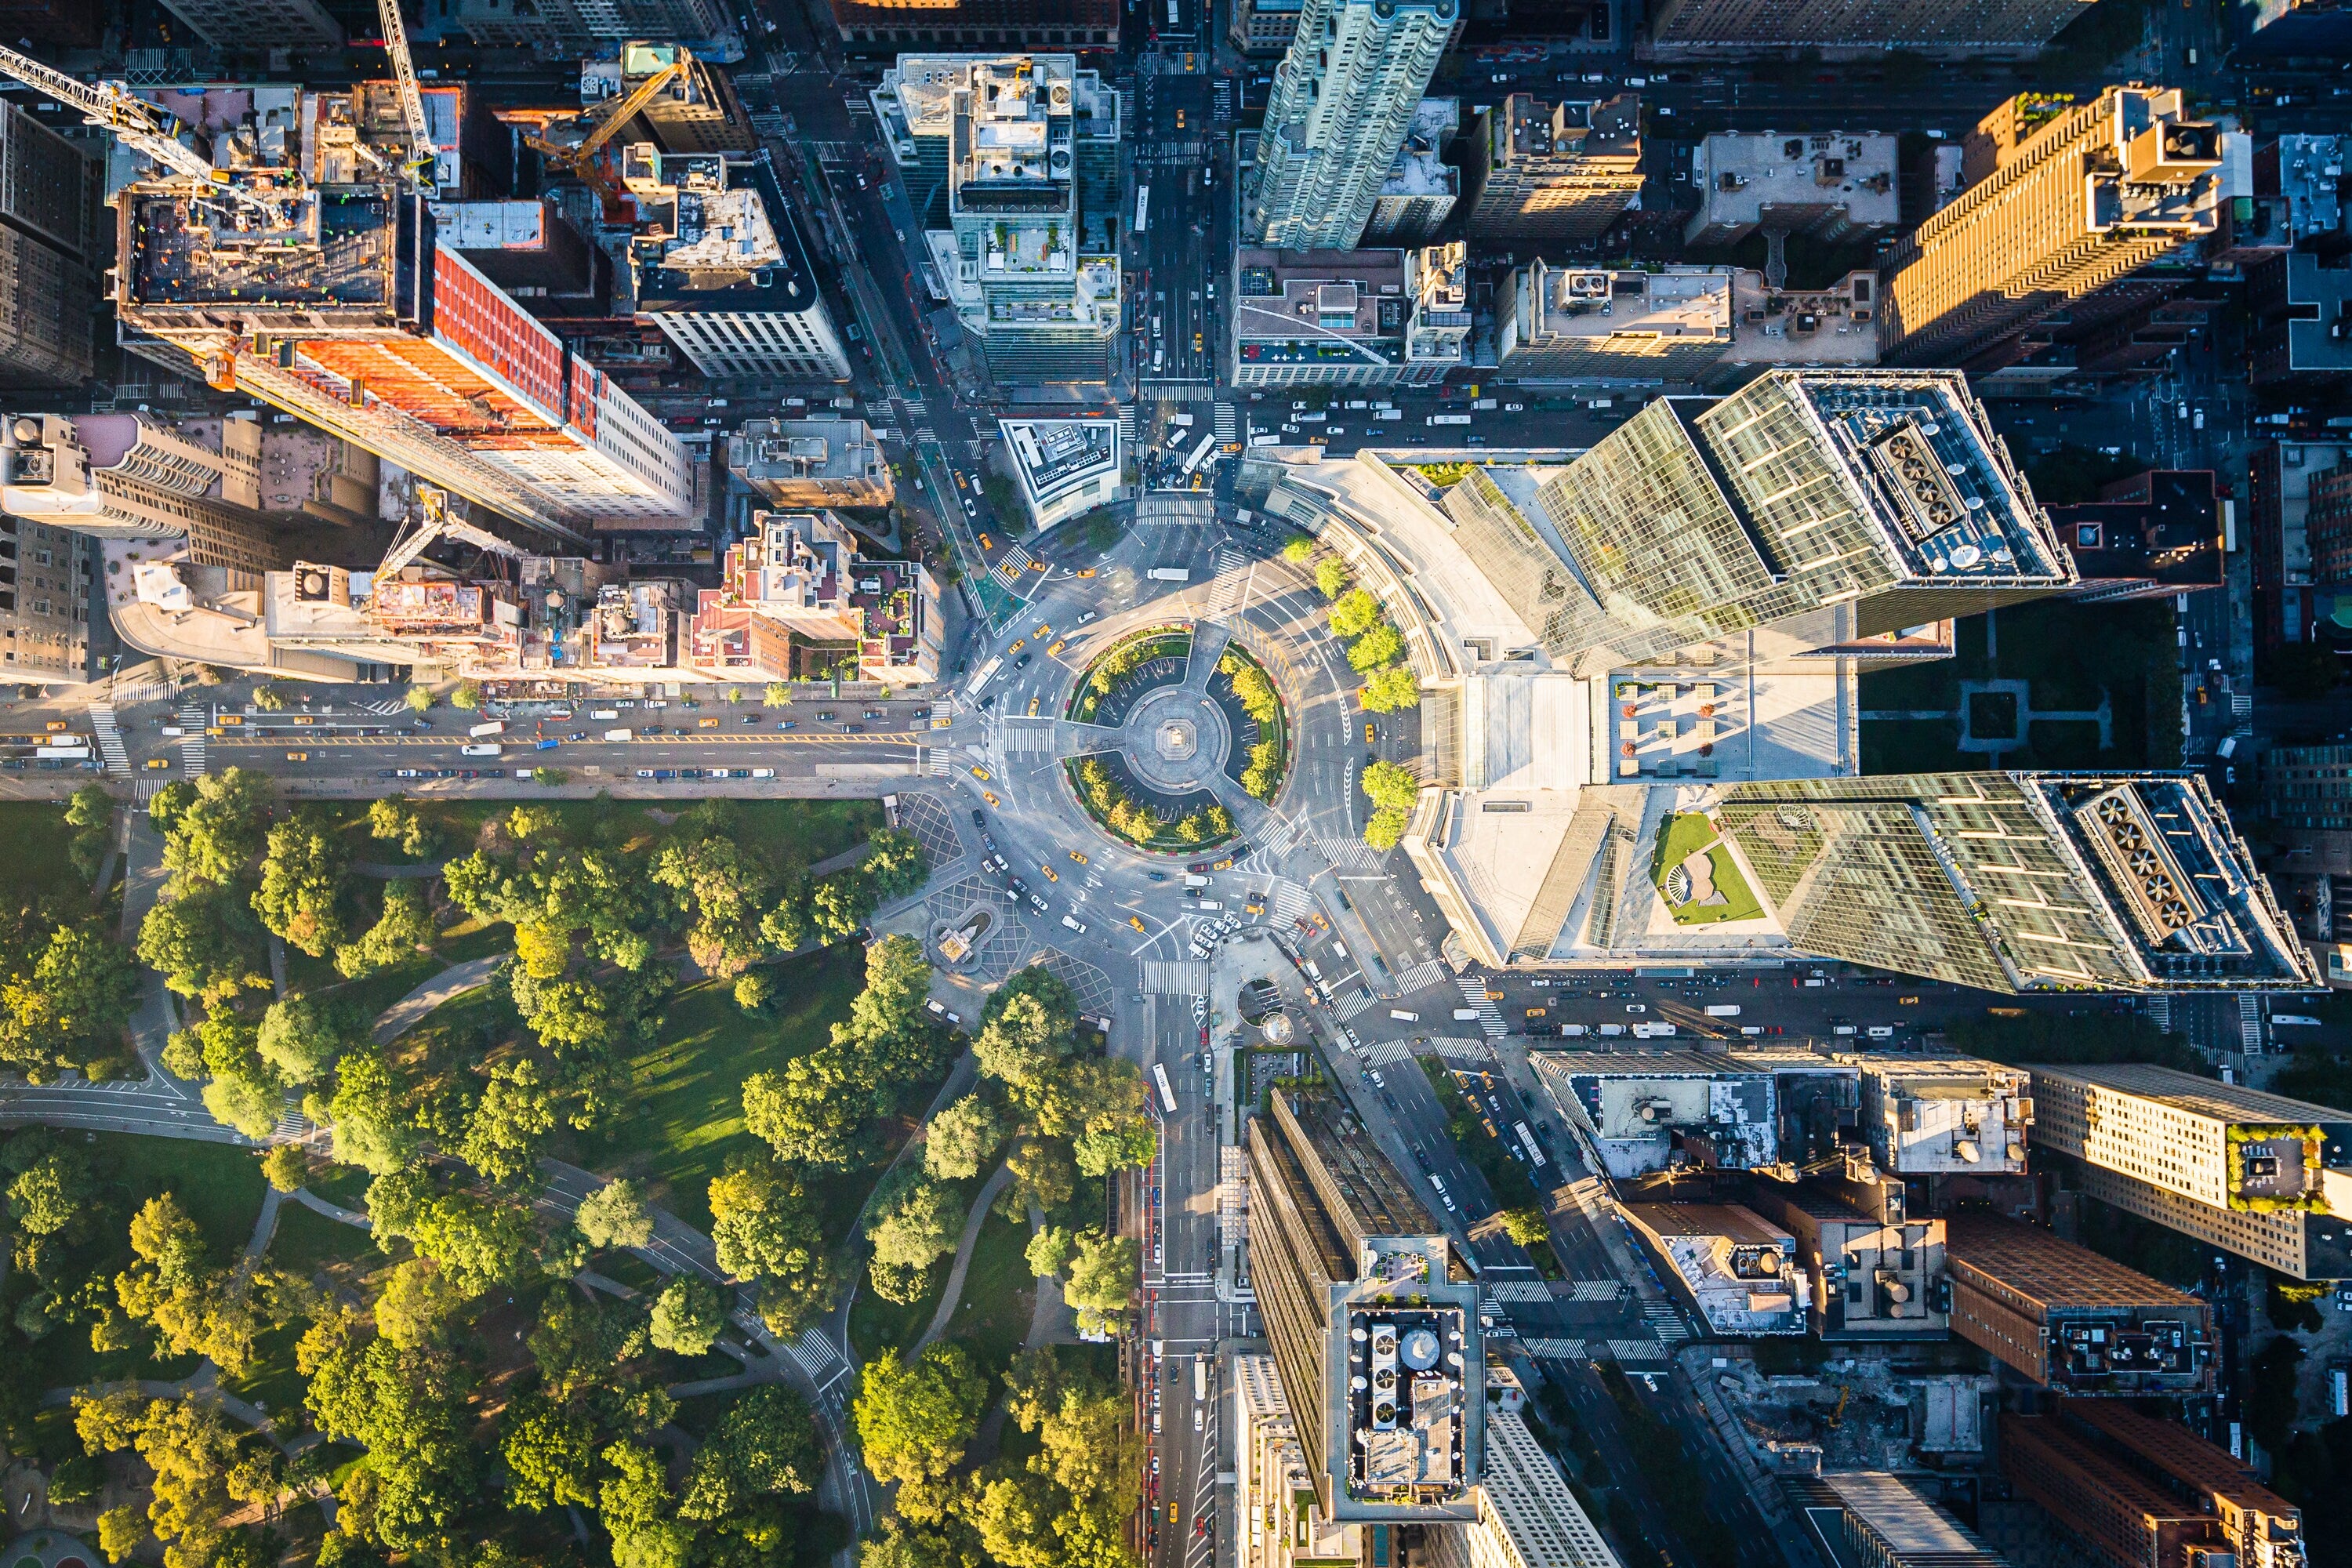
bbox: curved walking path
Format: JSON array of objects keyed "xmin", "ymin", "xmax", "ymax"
[
  {"xmin": 292, "ymin": 1187, "xmax": 371, "ymax": 1229},
  {"xmin": 913, "ymin": 1163, "xmax": 1013, "ymax": 1353},
  {"xmin": 371, "ymin": 953, "xmax": 507, "ymax": 1044}
]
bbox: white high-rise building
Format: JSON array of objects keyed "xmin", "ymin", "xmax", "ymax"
[
  {"xmin": 1247, "ymin": 0, "xmax": 1459, "ymax": 249},
  {"xmin": 1428, "ymin": 1409, "xmax": 1622, "ymax": 1568}
]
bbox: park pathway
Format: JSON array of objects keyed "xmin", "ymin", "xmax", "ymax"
[
  {"xmin": 371, "ymin": 953, "xmax": 508, "ymax": 1044},
  {"xmin": 913, "ymin": 1163, "xmax": 1013, "ymax": 1353}
]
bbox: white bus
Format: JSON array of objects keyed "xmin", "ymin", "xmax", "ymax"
[
  {"xmin": 1134, "ymin": 184, "xmax": 1149, "ymax": 236},
  {"xmin": 1514, "ymin": 1121, "xmax": 1546, "ymax": 1169},
  {"xmin": 1179, "ymin": 430, "xmax": 1219, "ymax": 478},
  {"xmin": 1193, "ymin": 1356, "xmax": 1208, "ymax": 1402},
  {"xmin": 1148, "ymin": 567, "xmax": 1192, "ymax": 583},
  {"xmin": 1152, "ymin": 1062, "xmax": 1178, "ymax": 1113},
  {"xmin": 967, "ymin": 655, "xmax": 1004, "ymax": 696}
]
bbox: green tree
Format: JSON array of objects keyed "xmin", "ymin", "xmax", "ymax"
[
  {"xmin": 260, "ymin": 1145, "xmax": 308, "ymax": 1194},
  {"xmin": 708, "ymin": 1156, "xmax": 832, "ymax": 1338},
  {"xmin": 575, "ymin": 1178, "xmax": 655, "ymax": 1250},
  {"xmin": 1359, "ymin": 664, "xmax": 1421, "ymax": 713},
  {"xmin": 1279, "ymin": 535, "xmax": 1314, "ymax": 563},
  {"xmin": 139, "ymin": 884, "xmax": 267, "ymax": 1005},
  {"xmin": 865, "ymin": 827, "xmax": 930, "ymax": 901},
  {"xmin": 1315, "ymin": 556, "xmax": 1352, "ymax": 599},
  {"xmin": 531, "ymin": 766, "xmax": 568, "ymax": 788},
  {"xmin": 408, "ymin": 1193, "xmax": 535, "ymax": 1294},
  {"xmin": 734, "ymin": 971, "xmax": 774, "ymax": 1013},
  {"xmin": 324, "ymin": 1051, "xmax": 419, "ymax": 1177},
  {"xmin": 1328, "ymin": 589, "xmax": 1381, "ymax": 639},
  {"xmin": 1062, "ymin": 1229, "xmax": 1138, "ymax": 1337},
  {"xmin": 867, "ymin": 1175, "xmax": 962, "ymax": 1305},
  {"xmin": 114, "ymin": 1194, "xmax": 267, "ymax": 1373},
  {"xmin": 1362, "ymin": 760, "xmax": 1421, "ymax": 812},
  {"xmin": 368, "ymin": 796, "xmax": 439, "ymax": 858},
  {"xmin": 404, "ymin": 685, "xmax": 434, "ymax": 714},
  {"xmin": 460, "ymin": 1058, "xmax": 557, "ymax": 1189},
  {"xmin": 499, "ymin": 1394, "xmax": 597, "ymax": 1512},
  {"xmin": 742, "ymin": 1051, "xmax": 868, "ymax": 1169},
  {"xmin": 1347, "ymin": 620, "xmax": 1404, "ymax": 672},
  {"xmin": 648, "ymin": 1275, "xmax": 727, "ymax": 1356},
  {"xmin": 256, "ymin": 993, "xmax": 358, "ymax": 1086},
  {"xmin": 306, "ymin": 1335, "xmax": 477, "ymax": 1552},
  {"xmin": 651, "ymin": 834, "xmax": 774, "ymax": 978},
  {"xmin": 450, "ymin": 683, "xmax": 483, "ymax": 710},
  {"xmin": 1499, "ymin": 1207, "xmax": 1549, "ymax": 1247},
  {"xmin": 852, "ymin": 1341, "xmax": 987, "ymax": 1486},
  {"xmin": 764, "ymin": 682, "xmax": 793, "ymax": 707},
  {"xmin": 0, "ymin": 921, "xmax": 142, "ymax": 1073},
  {"xmin": 7, "ymin": 1145, "xmax": 96, "ymax": 1240},
  {"xmin": 1363, "ymin": 807, "xmax": 1410, "ymax": 852},
  {"xmin": 66, "ymin": 781, "xmax": 113, "ymax": 829},
  {"xmin": 677, "ymin": 1385, "xmax": 819, "ymax": 1520},
  {"xmin": 336, "ymin": 880, "xmax": 437, "ymax": 979},
  {"xmin": 1025, "ymin": 1225, "xmax": 1075, "ymax": 1280},
  {"xmin": 975, "ymin": 1475, "xmax": 1060, "ymax": 1568},
  {"xmin": 373, "ymin": 1258, "xmax": 464, "ymax": 1352},
  {"xmin": 157, "ymin": 768, "xmax": 270, "ymax": 890},
  {"xmin": 924, "ymin": 1094, "xmax": 1004, "ymax": 1181},
  {"xmin": 252, "ymin": 685, "xmax": 288, "ymax": 712}
]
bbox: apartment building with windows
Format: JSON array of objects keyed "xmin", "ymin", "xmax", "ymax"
[{"xmin": 1461, "ymin": 94, "xmax": 1642, "ymax": 245}]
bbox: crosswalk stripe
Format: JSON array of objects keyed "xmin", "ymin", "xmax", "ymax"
[{"xmin": 1456, "ymin": 978, "xmax": 1504, "ymax": 1037}]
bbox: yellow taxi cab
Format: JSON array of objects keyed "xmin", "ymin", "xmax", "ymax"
[
  {"xmin": 982, "ymin": 790, "xmax": 1000, "ymax": 806},
  {"xmin": 1069, "ymin": 849, "xmax": 1089, "ymax": 865},
  {"xmin": 205, "ymin": 727, "xmax": 225, "ymax": 738},
  {"xmin": 1078, "ymin": 568, "xmax": 1097, "ymax": 578},
  {"xmin": 1365, "ymin": 721, "xmax": 1376, "ymax": 744},
  {"xmin": 1048, "ymin": 640, "xmax": 1066, "ymax": 656},
  {"xmin": 1029, "ymin": 561, "xmax": 1047, "ymax": 572},
  {"xmin": 1010, "ymin": 638, "xmax": 1026, "ymax": 653},
  {"xmin": 1244, "ymin": 897, "xmax": 1265, "ymax": 916},
  {"xmin": 698, "ymin": 717, "xmax": 721, "ymax": 728},
  {"xmin": 1899, "ymin": 995, "xmax": 1920, "ymax": 1005},
  {"xmin": 1486, "ymin": 989, "xmax": 1505, "ymax": 1001},
  {"xmin": 291, "ymin": 715, "xmax": 314, "ymax": 725},
  {"xmin": 971, "ymin": 765, "xmax": 992, "ymax": 782},
  {"xmin": 1128, "ymin": 915, "xmax": 1147, "ymax": 933},
  {"xmin": 285, "ymin": 751, "xmax": 309, "ymax": 762},
  {"xmin": 42, "ymin": 720, "xmax": 66, "ymax": 731},
  {"xmin": 979, "ymin": 534, "xmax": 995, "ymax": 551},
  {"xmin": 218, "ymin": 715, "xmax": 243, "ymax": 726},
  {"xmin": 1526, "ymin": 1007, "xmax": 1548, "ymax": 1018},
  {"xmin": 144, "ymin": 757, "xmax": 170, "ymax": 770},
  {"xmin": 1040, "ymin": 864, "xmax": 1058, "ymax": 883},
  {"xmin": 1034, "ymin": 623, "xmax": 1052, "ymax": 638},
  {"xmin": 1027, "ymin": 697, "xmax": 1040, "ymax": 716}
]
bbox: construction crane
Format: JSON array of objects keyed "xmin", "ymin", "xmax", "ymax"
[
  {"xmin": 379, "ymin": 486, "xmax": 528, "ymax": 579},
  {"xmin": 374, "ymin": 0, "xmax": 435, "ymax": 177},
  {"xmin": 0, "ymin": 42, "xmax": 274, "ymax": 206}
]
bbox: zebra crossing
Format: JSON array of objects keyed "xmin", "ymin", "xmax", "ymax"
[
  {"xmin": 871, "ymin": 426, "xmax": 903, "ymax": 442},
  {"xmin": 1358, "ymin": 1038, "xmax": 1414, "ymax": 1067},
  {"xmin": 1212, "ymin": 402, "xmax": 1237, "ymax": 441},
  {"xmin": 176, "ymin": 702, "xmax": 208, "ymax": 775},
  {"xmin": 1486, "ymin": 1281, "xmax": 1552, "ymax": 1303},
  {"xmin": 914, "ymin": 426, "xmax": 938, "ymax": 444},
  {"xmin": 1559, "ymin": 1279, "xmax": 1627, "ymax": 1302},
  {"xmin": 1117, "ymin": 406, "xmax": 1138, "ymax": 442},
  {"xmin": 2238, "ymin": 993, "xmax": 2263, "ymax": 1054},
  {"xmin": 1479, "ymin": 1296, "xmax": 1518, "ymax": 1338},
  {"xmin": 993, "ymin": 544, "xmax": 1036, "ymax": 587},
  {"xmin": 1141, "ymin": 958, "xmax": 1211, "ymax": 995},
  {"xmin": 1455, "ymin": 978, "xmax": 1504, "ymax": 1036},
  {"xmin": 1211, "ymin": 79, "xmax": 1233, "ymax": 123},
  {"xmin": 1642, "ymin": 1298, "xmax": 1692, "ymax": 1345},
  {"xmin": 1330, "ymin": 988, "xmax": 1374, "ymax": 1022},
  {"xmin": 1392, "ymin": 957, "xmax": 1446, "ymax": 993},
  {"xmin": 1520, "ymin": 1338, "xmax": 1588, "ymax": 1360},
  {"xmin": 1204, "ymin": 551, "xmax": 1250, "ymax": 617},
  {"xmin": 87, "ymin": 702, "xmax": 129, "ymax": 775},
  {"xmin": 1318, "ymin": 837, "xmax": 1389, "ymax": 871},
  {"xmin": 782, "ymin": 1328, "xmax": 850, "ymax": 1387},
  {"xmin": 1269, "ymin": 879, "xmax": 1314, "ymax": 923}
]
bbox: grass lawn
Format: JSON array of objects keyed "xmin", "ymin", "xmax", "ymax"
[
  {"xmin": 221, "ymin": 1320, "xmax": 307, "ymax": 1423},
  {"xmin": 0, "ymin": 799, "xmax": 96, "ymax": 917},
  {"xmin": 96, "ymin": 1132, "xmax": 267, "ymax": 1257},
  {"xmin": 266, "ymin": 1200, "xmax": 382, "ymax": 1282},
  {"xmin": 305, "ymin": 1162, "xmax": 372, "ymax": 1210},
  {"xmin": 943, "ymin": 1208, "xmax": 1033, "ymax": 1386},
  {"xmin": 849, "ymin": 1258, "xmax": 953, "ymax": 1365},
  {"xmin": 581, "ymin": 946, "xmax": 866, "ymax": 1231},
  {"xmin": 1650, "ymin": 814, "xmax": 1762, "ymax": 925}
]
